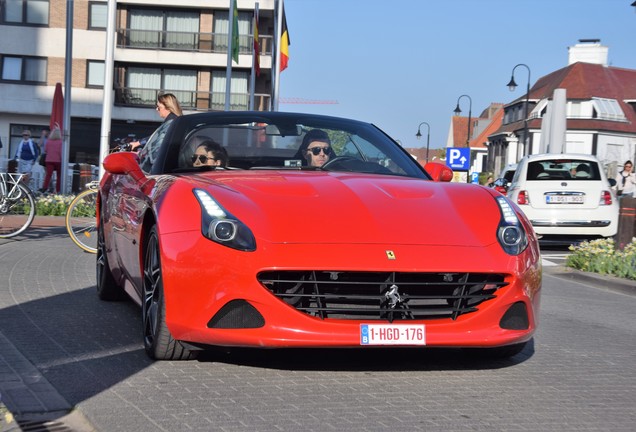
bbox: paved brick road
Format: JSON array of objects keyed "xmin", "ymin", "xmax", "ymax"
[{"xmin": 1, "ymin": 224, "xmax": 635, "ymax": 431}]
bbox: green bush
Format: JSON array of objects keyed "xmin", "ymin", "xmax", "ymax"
[
  {"xmin": 35, "ymin": 194, "xmax": 76, "ymax": 216},
  {"xmin": 566, "ymin": 238, "xmax": 636, "ymax": 280}
]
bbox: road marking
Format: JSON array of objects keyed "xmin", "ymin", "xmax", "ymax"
[{"xmin": 542, "ymin": 258, "xmax": 559, "ymax": 267}]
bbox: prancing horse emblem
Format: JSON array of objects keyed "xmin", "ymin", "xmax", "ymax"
[
  {"xmin": 386, "ymin": 250, "xmax": 396, "ymax": 260},
  {"xmin": 385, "ymin": 284, "xmax": 402, "ymax": 309}
]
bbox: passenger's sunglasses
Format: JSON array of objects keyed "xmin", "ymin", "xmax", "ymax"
[
  {"xmin": 307, "ymin": 147, "xmax": 332, "ymax": 156},
  {"xmin": 191, "ymin": 154, "xmax": 215, "ymax": 164}
]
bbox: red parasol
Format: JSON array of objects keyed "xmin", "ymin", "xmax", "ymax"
[{"xmin": 50, "ymin": 82, "xmax": 64, "ymax": 133}]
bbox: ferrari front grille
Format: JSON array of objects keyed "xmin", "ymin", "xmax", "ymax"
[{"xmin": 257, "ymin": 271, "xmax": 507, "ymax": 322}]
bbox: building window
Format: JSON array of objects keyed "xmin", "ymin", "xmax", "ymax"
[
  {"xmin": 123, "ymin": 66, "xmax": 197, "ymax": 108},
  {"xmin": 128, "ymin": 9, "xmax": 199, "ymax": 50},
  {"xmin": 213, "ymin": 11, "xmax": 252, "ymax": 53},
  {"xmin": 1, "ymin": 56, "xmax": 47, "ymax": 83},
  {"xmin": 211, "ymin": 70, "xmax": 248, "ymax": 110},
  {"xmin": 2, "ymin": 0, "xmax": 49, "ymax": 25},
  {"xmin": 591, "ymin": 97, "xmax": 626, "ymax": 121},
  {"xmin": 89, "ymin": 1, "xmax": 107, "ymax": 29},
  {"xmin": 568, "ymin": 101, "xmax": 582, "ymax": 119},
  {"xmin": 87, "ymin": 60, "xmax": 104, "ymax": 87}
]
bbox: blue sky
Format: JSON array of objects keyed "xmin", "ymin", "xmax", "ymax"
[{"xmin": 279, "ymin": 0, "xmax": 636, "ymax": 149}]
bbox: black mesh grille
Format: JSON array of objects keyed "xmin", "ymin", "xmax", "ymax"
[
  {"xmin": 208, "ymin": 299, "xmax": 265, "ymax": 329},
  {"xmin": 257, "ymin": 271, "xmax": 507, "ymax": 322}
]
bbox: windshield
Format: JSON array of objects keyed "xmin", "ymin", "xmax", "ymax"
[{"xmin": 157, "ymin": 113, "xmax": 428, "ymax": 179}]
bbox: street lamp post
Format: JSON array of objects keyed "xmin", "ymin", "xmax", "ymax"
[
  {"xmin": 415, "ymin": 121, "xmax": 430, "ymax": 163},
  {"xmin": 506, "ymin": 63, "xmax": 531, "ymax": 157},
  {"xmin": 453, "ymin": 95, "xmax": 472, "ymax": 147}
]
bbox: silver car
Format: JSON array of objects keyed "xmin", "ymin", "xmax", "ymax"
[{"xmin": 507, "ymin": 153, "xmax": 618, "ymax": 240}]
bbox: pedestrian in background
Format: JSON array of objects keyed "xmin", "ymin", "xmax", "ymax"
[
  {"xmin": 38, "ymin": 127, "xmax": 49, "ymax": 159},
  {"xmin": 40, "ymin": 127, "xmax": 63, "ymax": 193},
  {"xmin": 14, "ymin": 130, "xmax": 39, "ymax": 184},
  {"xmin": 615, "ymin": 160, "xmax": 635, "ymax": 198}
]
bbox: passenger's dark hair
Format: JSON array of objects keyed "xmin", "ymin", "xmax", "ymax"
[{"xmin": 196, "ymin": 139, "xmax": 228, "ymax": 166}]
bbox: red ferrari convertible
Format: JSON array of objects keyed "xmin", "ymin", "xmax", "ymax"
[{"xmin": 97, "ymin": 111, "xmax": 541, "ymax": 360}]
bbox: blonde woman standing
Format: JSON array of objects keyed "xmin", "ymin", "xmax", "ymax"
[{"xmin": 40, "ymin": 127, "xmax": 63, "ymax": 193}]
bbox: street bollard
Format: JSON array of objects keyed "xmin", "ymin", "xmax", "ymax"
[
  {"xmin": 72, "ymin": 163, "xmax": 80, "ymax": 193},
  {"xmin": 79, "ymin": 163, "xmax": 92, "ymax": 191},
  {"xmin": 615, "ymin": 196, "xmax": 636, "ymax": 250}
]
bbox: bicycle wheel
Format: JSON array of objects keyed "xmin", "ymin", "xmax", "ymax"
[
  {"xmin": 66, "ymin": 189, "xmax": 98, "ymax": 253},
  {"xmin": 0, "ymin": 182, "xmax": 36, "ymax": 238}
]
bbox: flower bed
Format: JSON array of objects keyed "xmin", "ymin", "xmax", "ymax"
[
  {"xmin": 566, "ymin": 238, "xmax": 636, "ymax": 280},
  {"xmin": 35, "ymin": 194, "xmax": 75, "ymax": 216}
]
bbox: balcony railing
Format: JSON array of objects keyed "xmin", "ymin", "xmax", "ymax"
[
  {"xmin": 116, "ymin": 29, "xmax": 273, "ymax": 56},
  {"xmin": 115, "ymin": 87, "xmax": 271, "ymax": 112}
]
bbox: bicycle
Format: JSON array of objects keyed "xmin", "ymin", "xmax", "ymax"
[
  {"xmin": 65, "ymin": 180, "xmax": 99, "ymax": 253},
  {"xmin": 0, "ymin": 172, "xmax": 36, "ymax": 238},
  {"xmin": 65, "ymin": 140, "xmax": 134, "ymax": 253}
]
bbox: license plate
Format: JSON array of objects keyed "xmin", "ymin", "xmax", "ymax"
[
  {"xmin": 360, "ymin": 324, "xmax": 426, "ymax": 346},
  {"xmin": 546, "ymin": 195, "xmax": 584, "ymax": 204}
]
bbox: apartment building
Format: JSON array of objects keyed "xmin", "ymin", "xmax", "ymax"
[{"xmin": 0, "ymin": 0, "xmax": 276, "ymax": 168}]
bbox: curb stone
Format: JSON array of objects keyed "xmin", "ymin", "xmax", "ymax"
[{"xmin": 544, "ymin": 265, "xmax": 636, "ymax": 296}]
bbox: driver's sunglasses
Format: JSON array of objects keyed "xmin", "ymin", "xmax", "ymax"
[
  {"xmin": 191, "ymin": 154, "xmax": 215, "ymax": 164},
  {"xmin": 307, "ymin": 146, "xmax": 332, "ymax": 156}
]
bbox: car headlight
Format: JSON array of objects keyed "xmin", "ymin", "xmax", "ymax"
[
  {"xmin": 193, "ymin": 189, "xmax": 256, "ymax": 251},
  {"xmin": 495, "ymin": 195, "xmax": 528, "ymax": 255}
]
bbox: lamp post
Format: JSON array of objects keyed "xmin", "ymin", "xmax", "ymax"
[
  {"xmin": 453, "ymin": 95, "xmax": 472, "ymax": 147},
  {"xmin": 506, "ymin": 63, "xmax": 531, "ymax": 157},
  {"xmin": 415, "ymin": 121, "xmax": 430, "ymax": 163}
]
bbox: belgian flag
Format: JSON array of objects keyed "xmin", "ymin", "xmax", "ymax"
[{"xmin": 280, "ymin": 7, "xmax": 290, "ymax": 72}]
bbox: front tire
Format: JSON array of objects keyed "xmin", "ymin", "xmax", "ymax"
[{"xmin": 142, "ymin": 226, "xmax": 196, "ymax": 360}]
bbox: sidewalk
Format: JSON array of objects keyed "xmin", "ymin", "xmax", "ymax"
[{"xmin": 30, "ymin": 216, "xmax": 67, "ymax": 228}]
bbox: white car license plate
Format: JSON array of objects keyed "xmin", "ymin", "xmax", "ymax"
[
  {"xmin": 546, "ymin": 195, "xmax": 584, "ymax": 204},
  {"xmin": 360, "ymin": 324, "xmax": 426, "ymax": 345}
]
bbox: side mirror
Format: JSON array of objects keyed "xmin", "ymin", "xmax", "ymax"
[
  {"xmin": 103, "ymin": 152, "xmax": 141, "ymax": 176},
  {"xmin": 424, "ymin": 162, "xmax": 453, "ymax": 182},
  {"xmin": 102, "ymin": 152, "xmax": 154, "ymax": 193}
]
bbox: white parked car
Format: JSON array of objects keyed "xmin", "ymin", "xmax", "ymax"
[{"xmin": 507, "ymin": 154, "xmax": 618, "ymax": 241}]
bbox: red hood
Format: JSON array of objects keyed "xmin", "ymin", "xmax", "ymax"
[{"xmin": 180, "ymin": 171, "xmax": 501, "ymax": 247}]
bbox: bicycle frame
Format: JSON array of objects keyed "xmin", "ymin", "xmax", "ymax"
[{"xmin": 0, "ymin": 173, "xmax": 27, "ymax": 199}]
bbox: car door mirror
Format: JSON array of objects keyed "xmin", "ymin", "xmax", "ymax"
[
  {"xmin": 103, "ymin": 152, "xmax": 147, "ymax": 184},
  {"xmin": 424, "ymin": 162, "xmax": 453, "ymax": 182}
]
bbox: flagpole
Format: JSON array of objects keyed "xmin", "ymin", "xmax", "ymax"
[
  {"xmin": 61, "ymin": 0, "xmax": 73, "ymax": 193},
  {"xmin": 249, "ymin": 2, "xmax": 259, "ymax": 111},
  {"xmin": 272, "ymin": 0, "xmax": 284, "ymax": 111},
  {"xmin": 225, "ymin": 0, "xmax": 236, "ymax": 111},
  {"xmin": 98, "ymin": 0, "xmax": 116, "ymax": 180}
]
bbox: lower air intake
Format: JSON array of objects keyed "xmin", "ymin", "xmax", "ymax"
[{"xmin": 208, "ymin": 299, "xmax": 265, "ymax": 329}]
